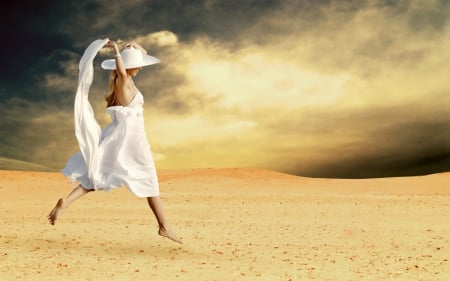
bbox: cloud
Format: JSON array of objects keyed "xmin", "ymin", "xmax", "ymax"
[
  {"xmin": 137, "ymin": 1, "xmax": 450, "ymax": 177},
  {"xmin": 135, "ymin": 31, "xmax": 179, "ymax": 48},
  {"xmin": 2, "ymin": 0, "xmax": 450, "ymax": 177}
]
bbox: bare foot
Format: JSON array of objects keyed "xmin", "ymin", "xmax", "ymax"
[
  {"xmin": 47, "ymin": 198, "xmax": 65, "ymax": 225},
  {"xmin": 158, "ymin": 227, "xmax": 183, "ymax": 244}
]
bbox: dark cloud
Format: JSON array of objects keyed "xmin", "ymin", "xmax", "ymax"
[
  {"xmin": 2, "ymin": 0, "xmax": 281, "ymax": 108},
  {"xmin": 280, "ymin": 105, "xmax": 450, "ymax": 178}
]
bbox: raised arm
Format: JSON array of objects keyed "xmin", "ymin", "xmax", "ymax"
[{"xmin": 104, "ymin": 40, "xmax": 127, "ymax": 77}]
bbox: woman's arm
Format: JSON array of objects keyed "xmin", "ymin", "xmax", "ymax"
[{"xmin": 105, "ymin": 40, "xmax": 127, "ymax": 77}]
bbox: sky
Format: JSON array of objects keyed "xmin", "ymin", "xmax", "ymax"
[{"xmin": 1, "ymin": 0, "xmax": 450, "ymax": 178}]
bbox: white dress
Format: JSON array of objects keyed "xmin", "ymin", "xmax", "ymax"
[
  {"xmin": 62, "ymin": 38, "xmax": 159, "ymax": 198},
  {"xmin": 62, "ymin": 91, "xmax": 160, "ymax": 198}
]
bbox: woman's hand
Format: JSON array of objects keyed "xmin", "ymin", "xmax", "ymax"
[
  {"xmin": 105, "ymin": 40, "xmax": 126, "ymax": 76},
  {"xmin": 123, "ymin": 41, "xmax": 147, "ymax": 55}
]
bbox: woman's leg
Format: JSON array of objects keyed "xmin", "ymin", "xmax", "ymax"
[
  {"xmin": 47, "ymin": 185, "xmax": 93, "ymax": 225},
  {"xmin": 146, "ymin": 196, "xmax": 182, "ymax": 244}
]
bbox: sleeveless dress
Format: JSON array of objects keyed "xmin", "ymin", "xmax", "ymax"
[{"xmin": 62, "ymin": 90, "xmax": 160, "ymax": 198}]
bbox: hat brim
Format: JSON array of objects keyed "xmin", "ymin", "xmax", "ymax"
[{"xmin": 101, "ymin": 54, "xmax": 160, "ymax": 70}]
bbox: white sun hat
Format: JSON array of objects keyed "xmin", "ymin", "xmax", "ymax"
[{"xmin": 101, "ymin": 46, "xmax": 160, "ymax": 70}]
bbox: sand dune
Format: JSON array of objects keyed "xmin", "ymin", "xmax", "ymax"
[
  {"xmin": 0, "ymin": 169, "xmax": 449, "ymax": 280},
  {"xmin": 0, "ymin": 157, "xmax": 51, "ymax": 172}
]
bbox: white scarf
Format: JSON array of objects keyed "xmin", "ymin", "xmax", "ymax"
[{"xmin": 74, "ymin": 38, "xmax": 109, "ymax": 183}]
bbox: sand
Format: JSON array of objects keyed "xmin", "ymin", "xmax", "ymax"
[{"xmin": 0, "ymin": 169, "xmax": 449, "ymax": 281}]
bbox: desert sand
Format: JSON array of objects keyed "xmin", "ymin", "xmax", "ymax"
[{"xmin": 0, "ymin": 169, "xmax": 449, "ymax": 281}]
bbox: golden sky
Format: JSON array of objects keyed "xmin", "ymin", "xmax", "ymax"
[
  {"xmin": 138, "ymin": 3, "xmax": 450, "ymax": 177},
  {"xmin": 2, "ymin": 0, "xmax": 450, "ymax": 178}
]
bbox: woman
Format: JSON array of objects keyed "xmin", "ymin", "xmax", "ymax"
[{"xmin": 48, "ymin": 39, "xmax": 182, "ymax": 244}]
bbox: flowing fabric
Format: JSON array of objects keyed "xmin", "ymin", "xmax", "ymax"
[
  {"xmin": 74, "ymin": 39, "xmax": 108, "ymax": 184},
  {"xmin": 62, "ymin": 39, "xmax": 160, "ymax": 198}
]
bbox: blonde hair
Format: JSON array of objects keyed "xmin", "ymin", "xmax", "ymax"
[{"xmin": 105, "ymin": 70, "xmax": 118, "ymax": 107}]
